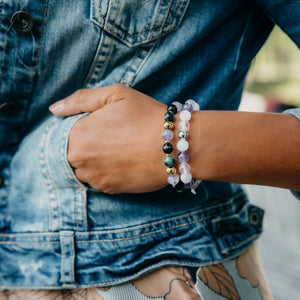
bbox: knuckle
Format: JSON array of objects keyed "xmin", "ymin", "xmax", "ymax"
[{"xmin": 67, "ymin": 149, "xmax": 82, "ymax": 166}]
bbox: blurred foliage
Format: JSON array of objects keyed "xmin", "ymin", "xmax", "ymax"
[{"xmin": 246, "ymin": 26, "xmax": 300, "ymax": 107}]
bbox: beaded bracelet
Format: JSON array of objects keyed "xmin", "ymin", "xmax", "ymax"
[
  {"xmin": 176, "ymin": 100, "xmax": 201, "ymax": 194},
  {"xmin": 162, "ymin": 104, "xmax": 178, "ymax": 186},
  {"xmin": 162, "ymin": 100, "xmax": 201, "ymax": 194}
]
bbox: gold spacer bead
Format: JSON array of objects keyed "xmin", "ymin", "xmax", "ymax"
[
  {"xmin": 164, "ymin": 121, "xmax": 174, "ymax": 129},
  {"xmin": 166, "ymin": 167, "xmax": 176, "ymax": 175}
]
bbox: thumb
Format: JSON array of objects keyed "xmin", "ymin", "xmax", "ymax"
[{"xmin": 49, "ymin": 84, "xmax": 126, "ymax": 116}]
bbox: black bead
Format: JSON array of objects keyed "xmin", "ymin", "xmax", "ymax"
[
  {"xmin": 167, "ymin": 104, "xmax": 178, "ymax": 114},
  {"xmin": 163, "ymin": 142, "xmax": 173, "ymax": 154},
  {"xmin": 164, "ymin": 112, "xmax": 174, "ymax": 122},
  {"xmin": 173, "ymin": 181, "xmax": 185, "ymax": 193}
]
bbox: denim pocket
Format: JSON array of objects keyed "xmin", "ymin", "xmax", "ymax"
[{"xmin": 90, "ymin": 0, "xmax": 190, "ymax": 47}]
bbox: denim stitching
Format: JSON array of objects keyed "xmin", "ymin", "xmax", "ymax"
[
  {"xmin": 22, "ymin": 0, "xmax": 49, "ymax": 127},
  {"xmin": 39, "ymin": 118, "xmax": 60, "ymax": 231},
  {"xmin": 120, "ymin": 44, "xmax": 155, "ymax": 86},
  {"xmin": 76, "ymin": 191, "xmax": 246, "ymax": 235},
  {"xmin": 0, "ymin": 241, "xmax": 60, "ymax": 245},
  {"xmin": 0, "ymin": 241, "xmax": 256, "ymax": 289},
  {"xmin": 76, "ymin": 208, "xmax": 233, "ymax": 243},
  {"xmin": 70, "ymin": 236, "xmax": 75, "ymax": 285},
  {"xmin": 90, "ymin": 0, "xmax": 189, "ymax": 46},
  {"xmin": 233, "ymin": 9, "xmax": 255, "ymax": 70},
  {"xmin": 84, "ymin": 33, "xmax": 114, "ymax": 88},
  {"xmin": 75, "ymin": 188, "xmax": 79, "ymax": 232},
  {"xmin": 0, "ymin": 192, "xmax": 248, "ymax": 244},
  {"xmin": 0, "ymin": 201, "xmax": 242, "ymax": 245},
  {"xmin": 221, "ymin": 234, "xmax": 261, "ymax": 254}
]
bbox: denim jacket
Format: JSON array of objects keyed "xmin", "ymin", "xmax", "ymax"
[{"xmin": 0, "ymin": 0, "xmax": 299, "ymax": 289}]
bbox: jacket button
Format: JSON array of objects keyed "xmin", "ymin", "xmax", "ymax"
[
  {"xmin": 0, "ymin": 176, "xmax": 3, "ymax": 188},
  {"xmin": 0, "ymin": 102, "xmax": 21, "ymax": 117},
  {"xmin": 11, "ymin": 11, "xmax": 34, "ymax": 33},
  {"xmin": 248, "ymin": 206, "xmax": 263, "ymax": 228}
]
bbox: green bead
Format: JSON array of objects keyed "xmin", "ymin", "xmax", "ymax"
[{"xmin": 164, "ymin": 155, "xmax": 175, "ymax": 167}]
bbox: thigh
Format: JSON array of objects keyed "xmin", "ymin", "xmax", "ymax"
[{"xmin": 195, "ymin": 243, "xmax": 273, "ymax": 300}]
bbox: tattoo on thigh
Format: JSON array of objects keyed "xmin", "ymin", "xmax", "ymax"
[{"xmin": 198, "ymin": 264, "xmax": 240, "ymax": 300}]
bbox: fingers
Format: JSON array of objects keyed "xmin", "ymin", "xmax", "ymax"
[{"xmin": 49, "ymin": 84, "xmax": 127, "ymax": 116}]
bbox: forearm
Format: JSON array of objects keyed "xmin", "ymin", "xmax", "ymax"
[{"xmin": 189, "ymin": 111, "xmax": 300, "ymax": 190}]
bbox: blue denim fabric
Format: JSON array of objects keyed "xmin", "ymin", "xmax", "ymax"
[{"xmin": 0, "ymin": 0, "xmax": 299, "ymax": 289}]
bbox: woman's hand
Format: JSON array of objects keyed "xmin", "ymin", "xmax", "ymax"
[{"xmin": 49, "ymin": 84, "xmax": 171, "ymax": 194}]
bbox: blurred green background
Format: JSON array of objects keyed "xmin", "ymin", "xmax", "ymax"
[{"xmin": 245, "ymin": 26, "xmax": 300, "ymax": 108}]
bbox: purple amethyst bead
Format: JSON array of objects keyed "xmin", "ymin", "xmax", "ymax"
[
  {"xmin": 177, "ymin": 151, "xmax": 189, "ymax": 163},
  {"xmin": 161, "ymin": 129, "xmax": 174, "ymax": 141},
  {"xmin": 184, "ymin": 179, "xmax": 196, "ymax": 189},
  {"xmin": 183, "ymin": 102, "xmax": 193, "ymax": 113}
]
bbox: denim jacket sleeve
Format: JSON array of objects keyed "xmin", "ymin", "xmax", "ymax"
[{"xmin": 253, "ymin": 0, "xmax": 300, "ymax": 48}]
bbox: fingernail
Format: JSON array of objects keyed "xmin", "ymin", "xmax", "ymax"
[{"xmin": 49, "ymin": 101, "xmax": 64, "ymax": 114}]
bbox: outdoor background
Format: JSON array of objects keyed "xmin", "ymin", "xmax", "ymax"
[{"xmin": 239, "ymin": 26, "xmax": 300, "ymax": 299}]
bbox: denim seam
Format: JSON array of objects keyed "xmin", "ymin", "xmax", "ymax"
[
  {"xmin": 78, "ymin": 241, "xmax": 257, "ymax": 287},
  {"xmin": 0, "ymin": 199, "xmax": 242, "ymax": 245},
  {"xmin": 0, "ymin": 241, "xmax": 60, "ymax": 245},
  {"xmin": 76, "ymin": 191, "xmax": 247, "ymax": 235},
  {"xmin": 221, "ymin": 233, "xmax": 261, "ymax": 254},
  {"xmin": 92, "ymin": 1, "xmax": 184, "ymax": 38},
  {"xmin": 70, "ymin": 237, "xmax": 75, "ymax": 285},
  {"xmin": 120, "ymin": 44, "xmax": 155, "ymax": 87},
  {"xmin": 211, "ymin": 202, "xmax": 249, "ymax": 223},
  {"xmin": 78, "ymin": 204, "xmax": 244, "ymax": 243},
  {"xmin": 60, "ymin": 232, "xmax": 75, "ymax": 285},
  {"xmin": 40, "ymin": 118, "xmax": 60, "ymax": 231},
  {"xmin": 90, "ymin": 0, "xmax": 190, "ymax": 48},
  {"xmin": 233, "ymin": 9, "xmax": 255, "ymax": 70},
  {"xmin": 84, "ymin": 33, "xmax": 114, "ymax": 88},
  {"xmin": 0, "ymin": 192, "xmax": 247, "ymax": 243},
  {"xmin": 0, "ymin": 239, "xmax": 257, "ymax": 289},
  {"xmin": 75, "ymin": 188, "xmax": 79, "ymax": 232},
  {"xmin": 22, "ymin": 0, "xmax": 49, "ymax": 127}
]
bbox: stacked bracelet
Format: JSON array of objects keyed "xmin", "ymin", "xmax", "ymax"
[
  {"xmin": 162, "ymin": 103, "xmax": 179, "ymax": 187},
  {"xmin": 177, "ymin": 100, "xmax": 201, "ymax": 194},
  {"xmin": 162, "ymin": 100, "xmax": 201, "ymax": 194}
]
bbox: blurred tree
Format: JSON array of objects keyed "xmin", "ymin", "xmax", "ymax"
[{"xmin": 246, "ymin": 26, "xmax": 300, "ymax": 108}]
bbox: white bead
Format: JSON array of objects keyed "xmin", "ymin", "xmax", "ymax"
[
  {"xmin": 179, "ymin": 120, "xmax": 190, "ymax": 131},
  {"xmin": 168, "ymin": 174, "xmax": 180, "ymax": 187},
  {"xmin": 177, "ymin": 139, "xmax": 189, "ymax": 152},
  {"xmin": 179, "ymin": 163, "xmax": 191, "ymax": 174},
  {"xmin": 180, "ymin": 172, "xmax": 192, "ymax": 184},
  {"xmin": 179, "ymin": 110, "xmax": 191, "ymax": 121},
  {"xmin": 186, "ymin": 99, "xmax": 200, "ymax": 111}
]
